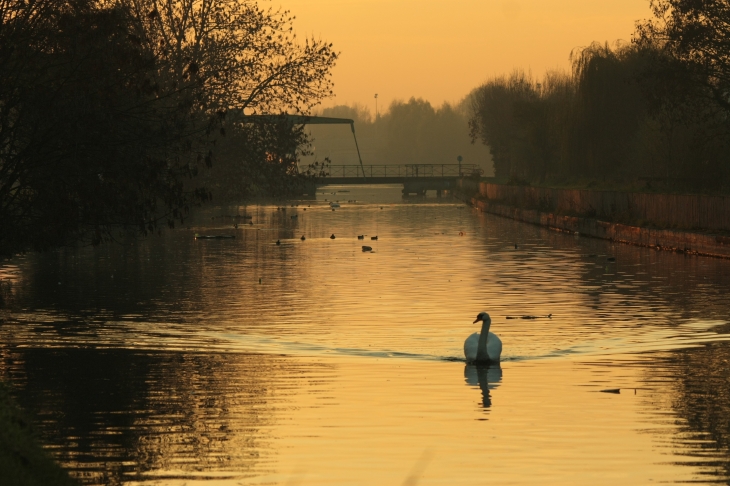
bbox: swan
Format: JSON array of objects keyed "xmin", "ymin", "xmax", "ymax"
[{"xmin": 464, "ymin": 312, "xmax": 502, "ymax": 363}]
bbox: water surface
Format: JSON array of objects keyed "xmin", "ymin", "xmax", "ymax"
[{"xmin": 1, "ymin": 185, "xmax": 729, "ymax": 484}]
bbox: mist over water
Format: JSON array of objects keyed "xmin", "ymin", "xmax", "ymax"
[{"xmin": 1, "ymin": 185, "xmax": 730, "ymax": 485}]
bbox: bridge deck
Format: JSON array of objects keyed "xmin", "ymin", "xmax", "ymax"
[{"xmin": 318, "ymin": 164, "xmax": 479, "ymax": 180}]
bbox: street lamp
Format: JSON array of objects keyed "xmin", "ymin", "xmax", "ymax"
[{"xmin": 374, "ymin": 93, "xmax": 378, "ymax": 120}]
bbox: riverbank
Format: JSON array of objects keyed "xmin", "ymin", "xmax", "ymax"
[
  {"xmin": 0, "ymin": 383, "xmax": 77, "ymax": 486},
  {"xmin": 459, "ymin": 179, "xmax": 730, "ymax": 259}
]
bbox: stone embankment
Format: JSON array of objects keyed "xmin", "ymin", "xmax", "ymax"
[{"xmin": 458, "ymin": 179, "xmax": 730, "ymax": 259}]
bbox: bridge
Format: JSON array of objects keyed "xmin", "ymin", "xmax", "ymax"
[
  {"xmin": 240, "ymin": 115, "xmax": 483, "ymax": 196},
  {"xmin": 310, "ymin": 163, "xmax": 482, "ymax": 196}
]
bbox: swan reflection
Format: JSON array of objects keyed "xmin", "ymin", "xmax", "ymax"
[{"xmin": 464, "ymin": 363, "xmax": 502, "ymax": 408}]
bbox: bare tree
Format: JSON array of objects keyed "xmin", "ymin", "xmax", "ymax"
[{"xmin": 119, "ymin": 0, "xmax": 338, "ymax": 114}]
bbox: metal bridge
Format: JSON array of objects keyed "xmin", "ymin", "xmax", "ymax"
[
  {"xmin": 239, "ymin": 115, "xmax": 483, "ymax": 196},
  {"xmin": 313, "ymin": 163, "xmax": 482, "ymax": 196}
]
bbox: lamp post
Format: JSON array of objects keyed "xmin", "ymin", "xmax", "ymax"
[{"xmin": 374, "ymin": 93, "xmax": 378, "ymax": 120}]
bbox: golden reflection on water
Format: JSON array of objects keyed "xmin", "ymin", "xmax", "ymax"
[
  {"xmin": 0, "ymin": 185, "xmax": 730, "ymax": 484},
  {"xmin": 106, "ymin": 354, "xmax": 727, "ymax": 486}
]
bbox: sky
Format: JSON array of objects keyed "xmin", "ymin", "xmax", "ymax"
[{"xmin": 278, "ymin": 0, "xmax": 654, "ymax": 113}]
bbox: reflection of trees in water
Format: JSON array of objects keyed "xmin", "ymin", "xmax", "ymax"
[
  {"xmin": 0, "ymin": 348, "xmax": 333, "ymax": 485},
  {"xmin": 464, "ymin": 364, "xmax": 502, "ymax": 409},
  {"xmin": 474, "ymin": 213, "xmax": 730, "ymax": 326},
  {"xmin": 662, "ymin": 343, "xmax": 730, "ymax": 481}
]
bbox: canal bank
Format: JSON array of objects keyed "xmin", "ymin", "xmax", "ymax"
[
  {"xmin": 458, "ymin": 179, "xmax": 730, "ymax": 259},
  {"xmin": 0, "ymin": 383, "xmax": 77, "ymax": 486}
]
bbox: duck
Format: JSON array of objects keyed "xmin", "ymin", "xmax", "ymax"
[
  {"xmin": 371, "ymin": 236, "xmax": 378, "ymax": 240},
  {"xmin": 300, "ymin": 235, "xmax": 306, "ymax": 241},
  {"xmin": 330, "ymin": 234, "xmax": 336, "ymax": 239},
  {"xmin": 358, "ymin": 235, "xmax": 364, "ymax": 240},
  {"xmin": 464, "ymin": 312, "xmax": 502, "ymax": 363},
  {"xmin": 362, "ymin": 246, "xmax": 373, "ymax": 252},
  {"xmin": 275, "ymin": 240, "xmax": 281, "ymax": 246}
]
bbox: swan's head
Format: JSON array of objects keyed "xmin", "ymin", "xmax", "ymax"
[{"xmin": 473, "ymin": 312, "xmax": 491, "ymax": 324}]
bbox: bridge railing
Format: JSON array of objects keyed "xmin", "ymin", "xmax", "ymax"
[{"xmin": 324, "ymin": 164, "xmax": 480, "ymax": 178}]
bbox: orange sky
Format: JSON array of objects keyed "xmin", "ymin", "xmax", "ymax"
[{"xmin": 278, "ymin": 0, "xmax": 654, "ymax": 112}]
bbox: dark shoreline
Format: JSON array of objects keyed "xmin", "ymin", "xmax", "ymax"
[
  {"xmin": 458, "ymin": 181, "xmax": 730, "ymax": 260},
  {"xmin": 0, "ymin": 383, "xmax": 77, "ymax": 486}
]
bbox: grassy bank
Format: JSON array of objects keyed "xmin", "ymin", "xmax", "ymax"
[{"xmin": 0, "ymin": 383, "xmax": 77, "ymax": 486}]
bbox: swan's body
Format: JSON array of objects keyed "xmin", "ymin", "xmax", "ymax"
[{"xmin": 464, "ymin": 312, "xmax": 502, "ymax": 363}]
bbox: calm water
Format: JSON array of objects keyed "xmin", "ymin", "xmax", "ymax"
[{"xmin": 1, "ymin": 185, "xmax": 730, "ymax": 485}]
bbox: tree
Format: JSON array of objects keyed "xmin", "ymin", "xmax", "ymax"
[
  {"xmin": 635, "ymin": 0, "xmax": 730, "ymax": 111},
  {"xmin": 121, "ymin": 0, "xmax": 338, "ymax": 114},
  {"xmin": 0, "ymin": 0, "xmax": 338, "ymax": 256},
  {"xmin": 0, "ymin": 0, "xmax": 213, "ymax": 257}
]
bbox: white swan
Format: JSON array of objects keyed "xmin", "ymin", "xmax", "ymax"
[{"xmin": 464, "ymin": 312, "xmax": 502, "ymax": 363}]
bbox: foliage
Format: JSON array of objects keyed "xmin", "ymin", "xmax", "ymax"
[
  {"xmin": 0, "ymin": 0, "xmax": 336, "ymax": 257},
  {"xmin": 468, "ymin": 37, "xmax": 730, "ymax": 191},
  {"xmin": 635, "ymin": 0, "xmax": 730, "ymax": 111},
  {"xmin": 119, "ymin": 0, "xmax": 337, "ymax": 114},
  {"xmin": 202, "ymin": 115, "xmax": 329, "ymax": 200}
]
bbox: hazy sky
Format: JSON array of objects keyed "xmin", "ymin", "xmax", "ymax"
[{"xmin": 279, "ymin": 0, "xmax": 654, "ymax": 112}]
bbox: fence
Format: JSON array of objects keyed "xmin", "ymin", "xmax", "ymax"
[{"xmin": 325, "ymin": 164, "xmax": 480, "ymax": 178}]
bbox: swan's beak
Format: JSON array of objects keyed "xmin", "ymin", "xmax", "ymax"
[{"xmin": 473, "ymin": 317, "xmax": 482, "ymax": 323}]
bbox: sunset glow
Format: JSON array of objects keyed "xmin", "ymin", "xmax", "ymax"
[{"xmin": 280, "ymin": 0, "xmax": 653, "ymax": 110}]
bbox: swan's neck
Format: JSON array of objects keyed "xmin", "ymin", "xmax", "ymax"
[{"xmin": 476, "ymin": 320, "xmax": 491, "ymax": 361}]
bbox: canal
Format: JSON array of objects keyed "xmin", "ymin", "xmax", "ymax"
[{"xmin": 1, "ymin": 184, "xmax": 729, "ymax": 485}]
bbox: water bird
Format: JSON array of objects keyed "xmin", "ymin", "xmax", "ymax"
[
  {"xmin": 362, "ymin": 246, "xmax": 373, "ymax": 252},
  {"xmin": 464, "ymin": 312, "xmax": 502, "ymax": 363},
  {"xmin": 371, "ymin": 236, "xmax": 378, "ymax": 240},
  {"xmin": 301, "ymin": 235, "xmax": 306, "ymax": 241},
  {"xmin": 276, "ymin": 240, "xmax": 281, "ymax": 246},
  {"xmin": 506, "ymin": 314, "xmax": 552, "ymax": 320},
  {"xmin": 330, "ymin": 202, "xmax": 340, "ymax": 208},
  {"xmin": 358, "ymin": 235, "xmax": 364, "ymax": 240},
  {"xmin": 330, "ymin": 234, "xmax": 336, "ymax": 239}
]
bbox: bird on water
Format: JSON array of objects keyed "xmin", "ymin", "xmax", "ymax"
[{"xmin": 464, "ymin": 312, "xmax": 502, "ymax": 363}]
